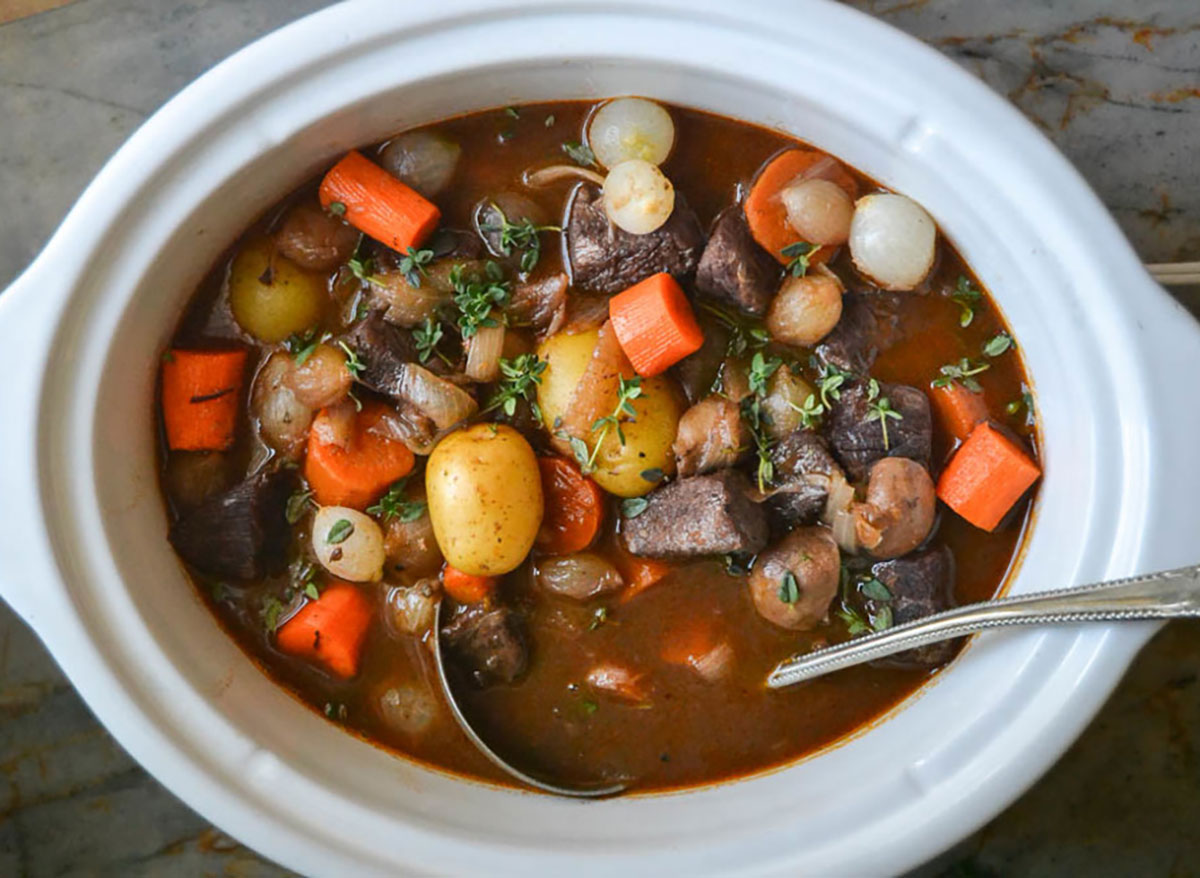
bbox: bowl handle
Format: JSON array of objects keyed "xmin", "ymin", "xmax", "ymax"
[
  {"xmin": 1137, "ymin": 280, "xmax": 1200, "ymax": 572},
  {"xmin": 0, "ymin": 256, "xmax": 64, "ymax": 628}
]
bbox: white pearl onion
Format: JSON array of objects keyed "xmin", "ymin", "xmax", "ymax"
[
  {"xmin": 312, "ymin": 506, "xmax": 386, "ymax": 582},
  {"xmin": 780, "ymin": 178, "xmax": 854, "ymax": 246},
  {"xmin": 848, "ymin": 193, "xmax": 937, "ymax": 291},
  {"xmin": 603, "ymin": 159, "xmax": 675, "ymax": 235},
  {"xmin": 588, "ymin": 97, "xmax": 675, "ymax": 168}
]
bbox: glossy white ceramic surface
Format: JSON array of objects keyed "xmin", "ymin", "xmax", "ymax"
[{"xmin": 2, "ymin": 1, "xmax": 1199, "ymax": 875}]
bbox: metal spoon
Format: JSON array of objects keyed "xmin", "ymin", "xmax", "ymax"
[
  {"xmin": 768, "ymin": 564, "xmax": 1200, "ymax": 689},
  {"xmin": 430, "ymin": 600, "xmax": 626, "ymax": 798}
]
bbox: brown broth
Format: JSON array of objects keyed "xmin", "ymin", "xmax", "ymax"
[{"xmin": 161, "ymin": 100, "xmax": 1038, "ymax": 792}]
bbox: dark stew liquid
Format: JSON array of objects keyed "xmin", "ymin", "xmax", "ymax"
[{"xmin": 159, "ymin": 100, "xmax": 1038, "ymax": 792}]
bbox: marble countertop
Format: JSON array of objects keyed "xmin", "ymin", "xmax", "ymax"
[{"xmin": 1, "ymin": 1, "xmax": 1197, "ymax": 875}]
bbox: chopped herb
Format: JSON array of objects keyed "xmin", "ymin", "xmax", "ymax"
[
  {"xmin": 449, "ymin": 261, "xmax": 511, "ymax": 339},
  {"xmin": 1007, "ymin": 390, "xmax": 1035, "ymax": 417},
  {"xmin": 781, "ymin": 241, "xmax": 821, "ymax": 277},
  {"xmin": 285, "ymin": 328, "xmax": 324, "ymax": 366},
  {"xmin": 485, "ymin": 353, "xmax": 547, "ymax": 420},
  {"xmin": 346, "ymin": 248, "xmax": 386, "ymax": 287},
  {"xmin": 505, "ymin": 106, "xmax": 520, "ymax": 119},
  {"xmin": 870, "ymin": 604, "xmax": 894, "ymax": 632},
  {"xmin": 412, "ymin": 315, "xmax": 447, "ymax": 365},
  {"xmin": 621, "ymin": 497, "xmax": 650, "ymax": 519},
  {"xmin": 931, "ymin": 357, "xmax": 990, "ymax": 393},
  {"xmin": 397, "ymin": 246, "xmax": 434, "ymax": 287},
  {"xmin": 950, "ymin": 275, "xmax": 983, "ymax": 328},
  {"xmin": 815, "ymin": 361, "xmax": 852, "ymax": 408},
  {"xmin": 836, "ymin": 606, "xmax": 871, "ymax": 636},
  {"xmin": 747, "ymin": 352, "xmax": 782, "ymax": 396},
  {"xmin": 557, "ymin": 431, "xmax": 593, "ymax": 471},
  {"xmin": 544, "ymin": 114, "xmax": 556, "ymax": 127},
  {"xmin": 327, "ymin": 201, "xmax": 347, "ymax": 217},
  {"xmin": 789, "ymin": 393, "xmax": 825, "ymax": 430},
  {"xmin": 741, "ymin": 353, "xmax": 783, "ymax": 491},
  {"xmin": 859, "ymin": 577, "xmax": 893, "ymax": 602},
  {"xmin": 326, "ymin": 519, "xmax": 354, "ymax": 544},
  {"xmin": 640, "ymin": 467, "xmax": 664, "ymax": 484},
  {"xmin": 581, "ymin": 376, "xmax": 643, "ymax": 472},
  {"xmin": 480, "ymin": 202, "xmax": 561, "ymax": 273},
  {"xmin": 697, "ymin": 300, "xmax": 770, "ymax": 358},
  {"xmin": 778, "ymin": 571, "xmax": 800, "ymax": 605},
  {"xmin": 285, "ymin": 489, "xmax": 315, "ymax": 524},
  {"xmin": 562, "ymin": 140, "xmax": 598, "ymax": 168},
  {"xmin": 337, "ymin": 341, "xmax": 366, "ymax": 378},
  {"xmin": 723, "ymin": 553, "xmax": 753, "ymax": 576},
  {"xmin": 262, "ymin": 597, "xmax": 285, "ymax": 634},
  {"xmin": 580, "ymin": 698, "xmax": 599, "ymax": 716},
  {"xmin": 983, "ymin": 331, "xmax": 1013, "ymax": 358},
  {"xmin": 588, "ymin": 606, "xmax": 609, "ymax": 631},
  {"xmin": 304, "ymin": 582, "xmax": 321, "ymax": 601},
  {"xmin": 865, "ymin": 379, "xmax": 903, "ymax": 451},
  {"xmin": 366, "ymin": 479, "xmax": 427, "ymax": 523}
]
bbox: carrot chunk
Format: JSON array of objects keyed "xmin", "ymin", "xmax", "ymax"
[
  {"xmin": 616, "ymin": 556, "xmax": 675, "ymax": 603},
  {"xmin": 937, "ymin": 421, "xmax": 1041, "ymax": 531},
  {"xmin": 743, "ymin": 149, "xmax": 857, "ymax": 264},
  {"xmin": 161, "ymin": 348, "xmax": 247, "ymax": 451},
  {"xmin": 442, "ymin": 564, "xmax": 498, "ymax": 604},
  {"xmin": 318, "ymin": 150, "xmax": 441, "ymax": 254},
  {"xmin": 608, "ymin": 273, "xmax": 704, "ymax": 377},
  {"xmin": 929, "ymin": 382, "xmax": 990, "ymax": 442},
  {"xmin": 304, "ymin": 401, "xmax": 415, "ymax": 510},
  {"xmin": 536, "ymin": 457, "xmax": 605, "ymax": 555},
  {"xmin": 276, "ymin": 582, "xmax": 372, "ymax": 679}
]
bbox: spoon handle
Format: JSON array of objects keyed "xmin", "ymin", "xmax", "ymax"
[{"xmin": 767, "ymin": 564, "xmax": 1200, "ymax": 689}]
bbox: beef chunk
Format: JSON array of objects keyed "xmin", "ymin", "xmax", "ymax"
[
  {"xmin": 765, "ymin": 430, "xmax": 842, "ymax": 530},
  {"xmin": 168, "ymin": 470, "xmax": 294, "ymax": 581},
  {"xmin": 622, "ymin": 470, "xmax": 768, "ymax": 559},
  {"xmin": 507, "ymin": 272, "xmax": 568, "ymax": 337},
  {"xmin": 695, "ymin": 206, "xmax": 780, "ymax": 315},
  {"xmin": 869, "ymin": 545, "xmax": 957, "ymax": 667},
  {"xmin": 673, "ymin": 396, "xmax": 748, "ymax": 477},
  {"xmin": 347, "ymin": 311, "xmax": 420, "ymax": 399},
  {"xmin": 566, "ymin": 185, "xmax": 706, "ymax": 294},
  {"xmin": 827, "ymin": 380, "xmax": 932, "ymax": 482},
  {"xmin": 815, "ymin": 293, "xmax": 880, "ymax": 375},
  {"xmin": 441, "ymin": 604, "xmax": 529, "ymax": 686}
]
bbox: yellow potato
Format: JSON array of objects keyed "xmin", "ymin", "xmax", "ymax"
[
  {"xmin": 536, "ymin": 328, "xmax": 600, "ymax": 430},
  {"xmin": 425, "ymin": 424, "xmax": 544, "ymax": 576},
  {"xmin": 588, "ymin": 375, "xmax": 681, "ymax": 497},
  {"xmin": 228, "ymin": 237, "xmax": 327, "ymax": 343}
]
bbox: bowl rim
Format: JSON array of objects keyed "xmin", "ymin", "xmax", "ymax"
[{"xmin": 3, "ymin": 1, "xmax": 1200, "ymax": 875}]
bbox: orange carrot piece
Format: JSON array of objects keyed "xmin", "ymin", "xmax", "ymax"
[
  {"xmin": 442, "ymin": 564, "xmax": 498, "ymax": 604},
  {"xmin": 937, "ymin": 421, "xmax": 1041, "ymax": 531},
  {"xmin": 743, "ymin": 149, "xmax": 857, "ymax": 264},
  {"xmin": 276, "ymin": 582, "xmax": 372, "ymax": 679},
  {"xmin": 930, "ymin": 382, "xmax": 990, "ymax": 442},
  {"xmin": 304, "ymin": 401, "xmax": 415, "ymax": 509},
  {"xmin": 608, "ymin": 273, "xmax": 705, "ymax": 377},
  {"xmin": 161, "ymin": 348, "xmax": 247, "ymax": 451},
  {"xmin": 617, "ymin": 556, "xmax": 675, "ymax": 603},
  {"xmin": 318, "ymin": 150, "xmax": 441, "ymax": 254},
  {"xmin": 535, "ymin": 457, "xmax": 605, "ymax": 555}
]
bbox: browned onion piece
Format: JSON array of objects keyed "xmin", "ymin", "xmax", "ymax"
[
  {"xmin": 536, "ymin": 553, "xmax": 624, "ymax": 601},
  {"xmin": 464, "ymin": 325, "xmax": 505, "ymax": 383},
  {"xmin": 311, "ymin": 397, "xmax": 356, "ymax": 450},
  {"xmin": 561, "ymin": 294, "xmax": 613, "ymax": 335},
  {"xmin": 284, "ymin": 343, "xmax": 351, "ymax": 409},
  {"xmin": 252, "ymin": 352, "xmax": 313, "ymax": 458},
  {"xmin": 508, "ymin": 273, "xmax": 568, "ymax": 337},
  {"xmin": 397, "ymin": 363, "xmax": 478, "ymax": 431},
  {"xmin": 384, "ymin": 579, "xmax": 441, "ymax": 637},
  {"xmin": 523, "ymin": 164, "xmax": 606, "ymax": 188}
]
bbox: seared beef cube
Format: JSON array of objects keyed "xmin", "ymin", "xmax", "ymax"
[
  {"xmin": 815, "ymin": 293, "xmax": 880, "ymax": 376},
  {"xmin": 566, "ymin": 185, "xmax": 706, "ymax": 294},
  {"xmin": 765, "ymin": 430, "xmax": 842, "ymax": 530},
  {"xmin": 442, "ymin": 604, "xmax": 529, "ymax": 686},
  {"xmin": 695, "ymin": 206, "xmax": 780, "ymax": 316},
  {"xmin": 868, "ymin": 545, "xmax": 957, "ymax": 667},
  {"xmin": 622, "ymin": 470, "xmax": 768, "ymax": 559},
  {"xmin": 168, "ymin": 470, "xmax": 294, "ymax": 581},
  {"xmin": 827, "ymin": 380, "xmax": 932, "ymax": 482},
  {"xmin": 673, "ymin": 396, "xmax": 748, "ymax": 478},
  {"xmin": 347, "ymin": 311, "xmax": 420, "ymax": 399}
]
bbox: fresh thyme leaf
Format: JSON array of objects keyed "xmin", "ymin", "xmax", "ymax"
[
  {"xmin": 870, "ymin": 605, "xmax": 894, "ymax": 631},
  {"xmin": 836, "ymin": 607, "xmax": 871, "ymax": 636},
  {"xmin": 621, "ymin": 497, "xmax": 650, "ymax": 518},
  {"xmin": 484, "ymin": 353, "xmax": 547, "ymax": 418},
  {"xmin": 285, "ymin": 328, "xmax": 325, "ymax": 366},
  {"xmin": 790, "ymin": 393, "xmax": 825, "ymax": 429},
  {"xmin": 337, "ymin": 341, "xmax": 366, "ymax": 378},
  {"xmin": 640, "ymin": 468, "xmax": 664, "ymax": 484},
  {"xmin": 859, "ymin": 577, "xmax": 893, "ymax": 602},
  {"xmin": 562, "ymin": 140, "xmax": 598, "ymax": 168},
  {"xmin": 449, "ymin": 261, "xmax": 512, "ymax": 339},
  {"xmin": 739, "ymin": 363, "xmax": 777, "ymax": 492},
  {"xmin": 397, "ymin": 246, "xmax": 435, "ymax": 287},
  {"xmin": 780, "ymin": 241, "xmax": 821, "ymax": 277},
  {"xmin": 747, "ymin": 352, "xmax": 783, "ymax": 397},
  {"xmin": 285, "ymin": 489, "xmax": 314, "ymax": 524},
  {"xmin": 412, "ymin": 315, "xmax": 446, "ymax": 365},
  {"xmin": 304, "ymin": 582, "xmax": 321, "ymax": 601},
  {"xmin": 582, "ymin": 376, "xmax": 643, "ymax": 471},
  {"xmin": 950, "ymin": 275, "xmax": 983, "ymax": 328},
  {"xmin": 580, "ymin": 697, "xmax": 599, "ymax": 716},
  {"xmin": 816, "ymin": 361, "xmax": 852, "ymax": 408},
  {"xmin": 588, "ymin": 606, "xmax": 608, "ymax": 631},
  {"xmin": 480, "ymin": 202, "xmax": 561, "ymax": 274},
  {"xmin": 366, "ymin": 478, "xmax": 427, "ymax": 523},
  {"xmin": 326, "ymin": 519, "xmax": 354, "ymax": 544},
  {"xmin": 931, "ymin": 357, "xmax": 990, "ymax": 393},
  {"xmin": 262, "ymin": 597, "xmax": 285, "ymax": 634},
  {"xmin": 983, "ymin": 331, "xmax": 1014, "ymax": 358},
  {"xmin": 778, "ymin": 571, "xmax": 800, "ymax": 605},
  {"xmin": 866, "ymin": 391, "xmax": 903, "ymax": 451},
  {"xmin": 505, "ymin": 106, "xmax": 520, "ymax": 119},
  {"xmin": 327, "ymin": 201, "xmax": 346, "ymax": 217},
  {"xmin": 697, "ymin": 300, "xmax": 770, "ymax": 358}
]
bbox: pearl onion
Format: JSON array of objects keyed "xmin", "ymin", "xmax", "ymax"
[
  {"xmin": 588, "ymin": 97, "xmax": 675, "ymax": 168},
  {"xmin": 848, "ymin": 193, "xmax": 937, "ymax": 291},
  {"xmin": 781, "ymin": 178, "xmax": 854, "ymax": 246},
  {"xmin": 603, "ymin": 159, "xmax": 675, "ymax": 235},
  {"xmin": 312, "ymin": 506, "xmax": 385, "ymax": 582}
]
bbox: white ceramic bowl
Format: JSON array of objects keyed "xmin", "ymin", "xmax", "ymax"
[{"xmin": 2, "ymin": 1, "xmax": 1199, "ymax": 875}]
